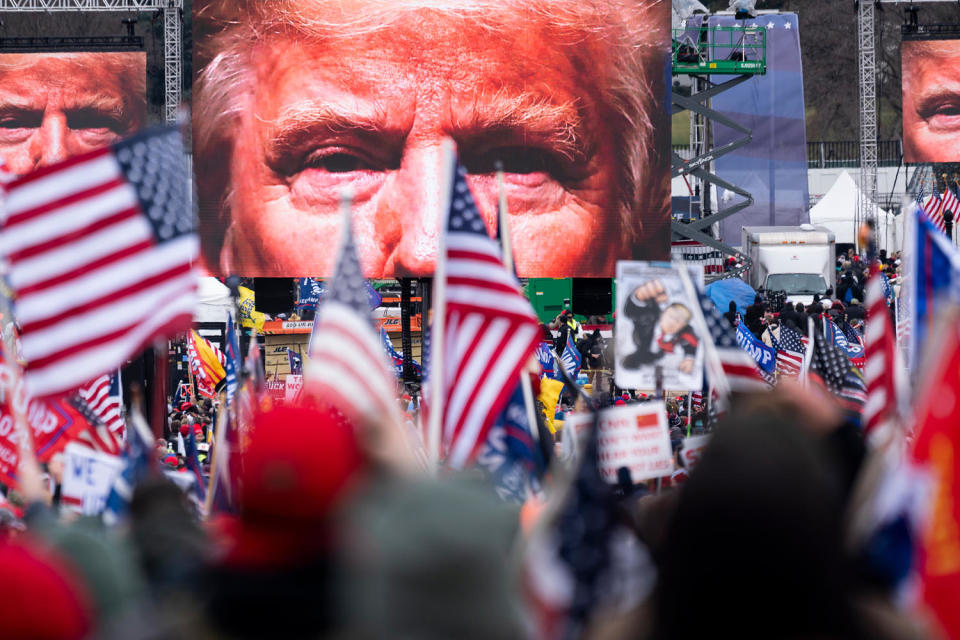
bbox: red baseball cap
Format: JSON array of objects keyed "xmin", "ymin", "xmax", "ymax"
[{"xmin": 224, "ymin": 404, "xmax": 366, "ymax": 569}]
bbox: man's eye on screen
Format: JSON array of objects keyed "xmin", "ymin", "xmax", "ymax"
[
  {"xmin": 67, "ymin": 111, "xmax": 127, "ymax": 135},
  {"xmin": 920, "ymin": 98, "xmax": 960, "ymax": 130},
  {"xmin": 302, "ymin": 150, "xmax": 381, "ymax": 173},
  {"xmin": 462, "ymin": 146, "xmax": 562, "ymax": 178}
]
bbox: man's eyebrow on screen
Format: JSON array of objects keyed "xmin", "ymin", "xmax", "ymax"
[{"xmin": 264, "ymin": 93, "xmax": 587, "ymax": 165}]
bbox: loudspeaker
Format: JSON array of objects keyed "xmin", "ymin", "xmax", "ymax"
[
  {"xmin": 253, "ymin": 278, "xmax": 296, "ymax": 316},
  {"xmin": 572, "ymin": 278, "xmax": 612, "ymax": 318}
]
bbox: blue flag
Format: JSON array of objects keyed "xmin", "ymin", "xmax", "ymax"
[
  {"xmin": 823, "ymin": 315, "xmax": 863, "ymax": 363},
  {"xmin": 907, "ymin": 206, "xmax": 960, "ymax": 370},
  {"xmin": 476, "ymin": 381, "xmax": 545, "ymax": 503},
  {"xmin": 559, "ymin": 332, "xmax": 581, "ymax": 378},
  {"xmin": 379, "ymin": 327, "xmax": 421, "ymax": 378},
  {"xmin": 184, "ymin": 430, "xmax": 207, "ymax": 504},
  {"xmin": 224, "ymin": 312, "xmax": 240, "ymax": 405},
  {"xmin": 296, "ymin": 278, "xmax": 323, "ymax": 312},
  {"xmin": 735, "ymin": 321, "xmax": 776, "ymax": 374},
  {"xmin": 536, "ymin": 341, "xmax": 556, "ymax": 379},
  {"xmin": 102, "ymin": 415, "xmax": 152, "ymax": 525},
  {"xmin": 287, "ymin": 348, "xmax": 303, "ymax": 376}
]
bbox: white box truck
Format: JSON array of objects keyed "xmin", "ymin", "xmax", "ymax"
[{"xmin": 741, "ymin": 225, "xmax": 836, "ymax": 305}]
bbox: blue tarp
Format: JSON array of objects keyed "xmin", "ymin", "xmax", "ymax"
[{"xmin": 706, "ymin": 278, "xmax": 757, "ymax": 316}]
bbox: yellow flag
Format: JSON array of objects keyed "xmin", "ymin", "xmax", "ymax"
[
  {"xmin": 538, "ymin": 377, "xmax": 565, "ymax": 434},
  {"xmin": 237, "ymin": 286, "xmax": 268, "ymax": 333}
]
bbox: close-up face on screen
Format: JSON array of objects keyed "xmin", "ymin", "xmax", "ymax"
[
  {"xmin": 902, "ymin": 39, "xmax": 960, "ymax": 163},
  {"xmin": 0, "ymin": 52, "xmax": 147, "ymax": 175},
  {"xmin": 192, "ymin": 0, "xmax": 672, "ymax": 279}
]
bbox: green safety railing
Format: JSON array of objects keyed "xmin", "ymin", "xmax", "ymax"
[{"xmin": 672, "ymin": 26, "xmax": 767, "ymax": 75}]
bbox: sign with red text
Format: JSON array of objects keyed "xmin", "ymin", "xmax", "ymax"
[
  {"xmin": 566, "ymin": 401, "xmax": 673, "ymax": 483},
  {"xmin": 265, "ymin": 380, "xmax": 286, "ymax": 401},
  {"xmin": 680, "ymin": 434, "xmax": 710, "ymax": 471},
  {"xmin": 285, "ymin": 375, "xmax": 303, "ymax": 403}
]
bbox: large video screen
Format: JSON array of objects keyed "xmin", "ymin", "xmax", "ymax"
[
  {"xmin": 902, "ymin": 39, "xmax": 960, "ymax": 163},
  {"xmin": 0, "ymin": 52, "xmax": 146, "ymax": 174},
  {"xmin": 192, "ymin": 0, "xmax": 672, "ymax": 278}
]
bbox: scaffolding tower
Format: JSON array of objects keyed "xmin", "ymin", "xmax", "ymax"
[{"xmin": 672, "ymin": 23, "xmax": 767, "ymax": 279}]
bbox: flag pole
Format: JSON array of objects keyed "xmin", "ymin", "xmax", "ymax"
[
  {"xmin": 800, "ymin": 316, "xmax": 816, "ymax": 386},
  {"xmin": 427, "ymin": 140, "xmax": 456, "ymax": 469},
  {"xmin": 204, "ymin": 389, "xmax": 228, "ymax": 516}
]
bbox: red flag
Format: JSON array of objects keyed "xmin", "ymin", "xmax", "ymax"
[
  {"xmin": 910, "ymin": 319, "xmax": 960, "ymax": 638},
  {"xmin": 0, "ymin": 127, "xmax": 197, "ymax": 398}
]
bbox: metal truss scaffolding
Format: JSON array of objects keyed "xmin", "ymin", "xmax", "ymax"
[
  {"xmin": 0, "ymin": 0, "xmax": 183, "ymax": 124},
  {"xmin": 858, "ymin": 0, "xmax": 879, "ymax": 235}
]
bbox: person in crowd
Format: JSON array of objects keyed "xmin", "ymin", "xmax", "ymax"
[
  {"xmin": 549, "ymin": 309, "xmax": 581, "ymax": 355},
  {"xmin": 846, "ymin": 298, "xmax": 865, "ymax": 322},
  {"xmin": 192, "ymin": 0, "xmax": 671, "ymax": 277},
  {"xmin": 722, "ymin": 301, "xmax": 738, "ymax": 328},
  {"xmin": 744, "ymin": 294, "xmax": 765, "ymax": 338}
]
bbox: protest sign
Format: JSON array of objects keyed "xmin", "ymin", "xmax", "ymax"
[
  {"xmin": 736, "ymin": 322, "xmax": 776, "ymax": 373},
  {"xmin": 61, "ymin": 443, "xmax": 123, "ymax": 515},
  {"xmin": 266, "ymin": 380, "xmax": 286, "ymax": 401},
  {"xmin": 615, "ymin": 262, "xmax": 704, "ymax": 391},
  {"xmin": 680, "ymin": 434, "xmax": 711, "ymax": 471},
  {"xmin": 285, "ymin": 375, "xmax": 303, "ymax": 403},
  {"xmin": 566, "ymin": 401, "xmax": 674, "ymax": 483}
]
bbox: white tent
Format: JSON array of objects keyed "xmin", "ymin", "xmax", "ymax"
[
  {"xmin": 194, "ymin": 276, "xmax": 233, "ymax": 324},
  {"xmin": 809, "ymin": 170, "xmax": 902, "ymax": 253}
]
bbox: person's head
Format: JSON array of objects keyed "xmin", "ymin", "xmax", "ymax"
[
  {"xmin": 0, "ymin": 53, "xmax": 146, "ymax": 175},
  {"xmin": 753, "ymin": 294, "xmax": 761, "ymax": 305},
  {"xmin": 728, "ymin": 300, "xmax": 736, "ymax": 312},
  {"xmin": 795, "ymin": 302, "xmax": 804, "ymax": 313},
  {"xmin": 784, "ymin": 301, "xmax": 794, "ymax": 311},
  {"xmin": 764, "ymin": 309, "xmax": 775, "ymax": 324},
  {"xmin": 660, "ymin": 303, "xmax": 691, "ymax": 334},
  {"xmin": 227, "ymin": 403, "xmax": 367, "ymax": 569},
  {"xmin": 654, "ymin": 393, "xmax": 854, "ymax": 638},
  {"xmin": 193, "ymin": 0, "xmax": 670, "ymax": 278},
  {"xmin": 902, "ymin": 40, "xmax": 960, "ymax": 162}
]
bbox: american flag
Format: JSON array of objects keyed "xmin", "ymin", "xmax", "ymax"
[
  {"xmin": 65, "ymin": 393, "xmax": 124, "ymax": 456},
  {"xmin": 941, "ymin": 184, "xmax": 960, "ymax": 233},
  {"xmin": 771, "ymin": 322, "xmax": 807, "ymax": 376},
  {"xmin": 0, "ymin": 127, "xmax": 197, "ymax": 398},
  {"xmin": 863, "ymin": 266, "xmax": 898, "ymax": 434},
  {"xmin": 923, "ymin": 188, "xmax": 947, "ymax": 233},
  {"xmin": 431, "ymin": 164, "xmax": 540, "ymax": 470},
  {"xmin": 698, "ymin": 290, "xmax": 769, "ymax": 392},
  {"xmin": 303, "ymin": 196, "xmax": 399, "ymax": 426},
  {"xmin": 77, "ymin": 371, "xmax": 124, "ymax": 436},
  {"xmin": 691, "ymin": 390, "xmax": 703, "ymax": 411},
  {"xmin": 525, "ymin": 411, "xmax": 653, "ymax": 639},
  {"xmin": 809, "ymin": 326, "xmax": 867, "ymax": 416}
]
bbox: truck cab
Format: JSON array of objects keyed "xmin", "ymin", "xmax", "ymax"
[{"xmin": 741, "ymin": 225, "xmax": 836, "ymax": 306}]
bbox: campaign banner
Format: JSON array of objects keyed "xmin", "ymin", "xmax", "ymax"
[
  {"xmin": 566, "ymin": 401, "xmax": 673, "ymax": 484},
  {"xmin": 679, "ymin": 434, "xmax": 711, "ymax": 471},
  {"xmin": 285, "ymin": 375, "xmax": 303, "ymax": 403},
  {"xmin": 61, "ymin": 443, "xmax": 124, "ymax": 516},
  {"xmin": 736, "ymin": 321, "xmax": 777, "ymax": 374}
]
